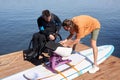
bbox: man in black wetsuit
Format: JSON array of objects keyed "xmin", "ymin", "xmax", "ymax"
[{"xmin": 30, "ymin": 10, "xmax": 62, "ymax": 59}]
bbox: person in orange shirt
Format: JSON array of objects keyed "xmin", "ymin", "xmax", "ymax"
[{"xmin": 60, "ymin": 15, "xmax": 101, "ymax": 73}]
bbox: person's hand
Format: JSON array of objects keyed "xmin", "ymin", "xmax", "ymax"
[
  {"xmin": 59, "ymin": 39, "xmax": 67, "ymax": 45},
  {"xmin": 74, "ymin": 39, "xmax": 80, "ymax": 44},
  {"xmin": 49, "ymin": 34, "xmax": 55, "ymax": 40}
]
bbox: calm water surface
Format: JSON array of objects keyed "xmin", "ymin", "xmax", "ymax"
[{"xmin": 0, "ymin": 0, "xmax": 120, "ymax": 58}]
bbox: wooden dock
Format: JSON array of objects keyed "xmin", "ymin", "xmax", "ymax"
[{"xmin": 0, "ymin": 41, "xmax": 120, "ymax": 80}]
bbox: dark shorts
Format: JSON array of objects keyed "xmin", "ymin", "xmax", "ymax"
[{"xmin": 91, "ymin": 28, "xmax": 100, "ymax": 40}]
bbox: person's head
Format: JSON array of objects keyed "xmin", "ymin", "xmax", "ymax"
[
  {"xmin": 62, "ymin": 19, "xmax": 73, "ymax": 31},
  {"xmin": 42, "ymin": 10, "xmax": 51, "ymax": 22}
]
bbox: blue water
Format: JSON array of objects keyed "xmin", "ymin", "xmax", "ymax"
[{"xmin": 0, "ymin": 0, "xmax": 120, "ymax": 58}]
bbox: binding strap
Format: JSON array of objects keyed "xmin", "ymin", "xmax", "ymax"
[
  {"xmin": 54, "ymin": 69, "xmax": 68, "ymax": 80},
  {"xmin": 67, "ymin": 63, "xmax": 81, "ymax": 75}
]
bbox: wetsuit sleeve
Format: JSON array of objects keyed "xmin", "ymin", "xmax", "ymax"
[
  {"xmin": 37, "ymin": 17, "xmax": 43, "ymax": 31},
  {"xmin": 52, "ymin": 14, "xmax": 62, "ymax": 32},
  {"xmin": 37, "ymin": 17, "xmax": 49, "ymax": 36}
]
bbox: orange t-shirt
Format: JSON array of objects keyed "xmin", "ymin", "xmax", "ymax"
[{"xmin": 71, "ymin": 15, "xmax": 101, "ymax": 39}]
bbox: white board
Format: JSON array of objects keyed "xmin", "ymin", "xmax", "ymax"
[{"xmin": 2, "ymin": 45, "xmax": 114, "ymax": 80}]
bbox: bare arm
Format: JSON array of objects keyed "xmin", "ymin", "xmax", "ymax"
[
  {"xmin": 72, "ymin": 39, "xmax": 80, "ymax": 44},
  {"xmin": 67, "ymin": 33, "xmax": 74, "ymax": 40}
]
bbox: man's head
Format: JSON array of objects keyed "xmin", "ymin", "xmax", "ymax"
[
  {"xmin": 42, "ymin": 10, "xmax": 51, "ymax": 22},
  {"xmin": 62, "ymin": 19, "xmax": 73, "ymax": 31}
]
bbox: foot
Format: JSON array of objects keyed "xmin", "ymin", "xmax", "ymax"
[
  {"xmin": 88, "ymin": 65, "xmax": 99, "ymax": 74},
  {"xmin": 42, "ymin": 54, "xmax": 49, "ymax": 63}
]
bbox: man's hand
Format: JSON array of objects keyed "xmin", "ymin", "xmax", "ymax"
[{"xmin": 49, "ymin": 34, "xmax": 55, "ymax": 40}]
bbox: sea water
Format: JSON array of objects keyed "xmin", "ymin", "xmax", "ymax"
[{"xmin": 0, "ymin": 0, "xmax": 120, "ymax": 58}]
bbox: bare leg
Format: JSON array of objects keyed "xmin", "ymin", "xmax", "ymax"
[
  {"xmin": 91, "ymin": 39, "xmax": 98, "ymax": 66},
  {"xmin": 88, "ymin": 39, "xmax": 99, "ymax": 73}
]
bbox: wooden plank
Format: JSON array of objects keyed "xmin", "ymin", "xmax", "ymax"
[
  {"xmin": 0, "ymin": 51, "xmax": 35, "ymax": 78},
  {"xmin": 0, "ymin": 41, "xmax": 120, "ymax": 80},
  {"xmin": 74, "ymin": 56, "xmax": 120, "ymax": 80}
]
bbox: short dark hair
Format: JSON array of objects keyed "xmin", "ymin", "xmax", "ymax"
[
  {"xmin": 62, "ymin": 19, "xmax": 73, "ymax": 27},
  {"xmin": 42, "ymin": 10, "xmax": 51, "ymax": 17}
]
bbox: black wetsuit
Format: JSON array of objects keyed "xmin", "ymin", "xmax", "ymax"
[{"xmin": 32, "ymin": 13, "xmax": 62, "ymax": 55}]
